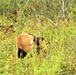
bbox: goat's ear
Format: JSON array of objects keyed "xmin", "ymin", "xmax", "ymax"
[{"xmin": 42, "ymin": 37, "xmax": 45, "ymax": 41}]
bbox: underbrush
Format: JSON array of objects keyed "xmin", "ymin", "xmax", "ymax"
[{"xmin": 0, "ymin": 16, "xmax": 76, "ymax": 75}]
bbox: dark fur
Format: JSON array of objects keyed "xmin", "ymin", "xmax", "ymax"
[
  {"xmin": 18, "ymin": 48, "xmax": 27, "ymax": 59},
  {"xmin": 36, "ymin": 37, "xmax": 45, "ymax": 54}
]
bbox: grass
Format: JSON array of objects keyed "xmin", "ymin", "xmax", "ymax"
[{"xmin": 0, "ymin": 16, "xmax": 76, "ymax": 75}]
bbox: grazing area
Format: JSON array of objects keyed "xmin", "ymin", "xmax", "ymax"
[{"xmin": 0, "ymin": 0, "xmax": 76, "ymax": 75}]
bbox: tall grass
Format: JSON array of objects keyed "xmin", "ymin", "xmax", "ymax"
[{"xmin": 0, "ymin": 16, "xmax": 76, "ymax": 75}]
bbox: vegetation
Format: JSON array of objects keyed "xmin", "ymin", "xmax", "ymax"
[{"xmin": 0, "ymin": 0, "xmax": 76, "ymax": 75}]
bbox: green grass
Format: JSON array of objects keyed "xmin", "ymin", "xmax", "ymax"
[{"xmin": 0, "ymin": 16, "xmax": 76, "ymax": 75}]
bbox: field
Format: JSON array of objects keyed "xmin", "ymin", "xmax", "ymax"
[
  {"xmin": 0, "ymin": 0, "xmax": 76, "ymax": 75},
  {"xmin": 0, "ymin": 15, "xmax": 76, "ymax": 75}
]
